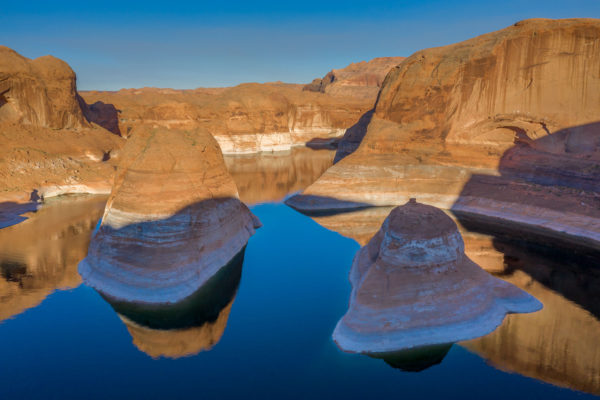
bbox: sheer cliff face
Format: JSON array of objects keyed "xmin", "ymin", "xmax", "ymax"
[
  {"xmin": 290, "ymin": 19, "xmax": 600, "ymax": 249},
  {"xmin": 371, "ymin": 18, "xmax": 600, "ymax": 159},
  {"xmin": 0, "ymin": 46, "xmax": 89, "ymax": 129}
]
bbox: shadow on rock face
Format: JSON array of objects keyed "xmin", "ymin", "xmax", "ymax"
[
  {"xmin": 82, "ymin": 99, "xmax": 122, "ymax": 136},
  {"xmin": 370, "ymin": 343, "xmax": 453, "ymax": 372},
  {"xmin": 96, "ymin": 248, "xmax": 246, "ymax": 359},
  {"xmin": 102, "ymin": 247, "xmax": 245, "ymax": 330}
]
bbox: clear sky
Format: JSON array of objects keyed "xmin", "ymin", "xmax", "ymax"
[{"xmin": 2, "ymin": 1, "xmax": 599, "ymax": 90}]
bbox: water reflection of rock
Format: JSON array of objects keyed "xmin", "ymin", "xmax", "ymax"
[
  {"xmin": 332, "ymin": 200, "xmax": 541, "ymax": 354},
  {"xmin": 0, "ymin": 195, "xmax": 106, "ymax": 322},
  {"xmin": 102, "ymin": 250, "xmax": 244, "ymax": 359},
  {"xmin": 224, "ymin": 147, "xmax": 334, "ymax": 205},
  {"xmin": 298, "ymin": 205, "xmax": 600, "ymax": 394},
  {"xmin": 370, "ymin": 344, "xmax": 453, "ymax": 372}
]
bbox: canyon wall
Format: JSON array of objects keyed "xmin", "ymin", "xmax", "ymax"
[
  {"xmin": 80, "ymin": 58, "xmax": 403, "ymax": 153},
  {"xmin": 288, "ymin": 19, "xmax": 600, "ymax": 250}
]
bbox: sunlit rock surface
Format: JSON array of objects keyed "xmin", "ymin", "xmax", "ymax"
[
  {"xmin": 0, "ymin": 47, "xmax": 125, "ymax": 203},
  {"xmin": 225, "ymin": 147, "xmax": 334, "ymax": 205},
  {"xmin": 300, "ymin": 204, "xmax": 600, "ymax": 393},
  {"xmin": 332, "ymin": 200, "xmax": 542, "ymax": 353},
  {"xmin": 288, "ymin": 19, "xmax": 600, "ymax": 250},
  {"xmin": 79, "ymin": 127, "xmax": 260, "ymax": 304},
  {"xmin": 102, "ymin": 249, "xmax": 244, "ymax": 359},
  {"xmin": 0, "ymin": 195, "xmax": 105, "ymax": 322}
]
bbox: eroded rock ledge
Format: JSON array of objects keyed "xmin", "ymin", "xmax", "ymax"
[{"xmin": 333, "ymin": 200, "xmax": 541, "ymax": 354}]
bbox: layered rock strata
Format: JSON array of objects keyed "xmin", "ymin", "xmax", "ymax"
[
  {"xmin": 288, "ymin": 19, "xmax": 600, "ymax": 250},
  {"xmin": 332, "ymin": 199, "xmax": 542, "ymax": 353},
  {"xmin": 78, "ymin": 127, "xmax": 260, "ymax": 304},
  {"xmin": 80, "ymin": 57, "xmax": 401, "ymax": 153},
  {"xmin": 0, "ymin": 47, "xmax": 125, "ymax": 203}
]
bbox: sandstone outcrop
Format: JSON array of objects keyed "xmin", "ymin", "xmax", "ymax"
[
  {"xmin": 288, "ymin": 19, "xmax": 600, "ymax": 250},
  {"xmin": 102, "ymin": 249, "xmax": 244, "ymax": 358},
  {"xmin": 0, "ymin": 47, "xmax": 125, "ymax": 203},
  {"xmin": 0, "ymin": 195, "xmax": 105, "ymax": 322},
  {"xmin": 78, "ymin": 127, "xmax": 260, "ymax": 304},
  {"xmin": 0, "ymin": 46, "xmax": 88, "ymax": 129},
  {"xmin": 79, "ymin": 57, "xmax": 401, "ymax": 154},
  {"xmin": 332, "ymin": 199, "xmax": 541, "ymax": 353},
  {"xmin": 303, "ymin": 57, "xmax": 404, "ymax": 100}
]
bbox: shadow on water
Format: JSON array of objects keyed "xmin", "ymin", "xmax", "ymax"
[
  {"xmin": 101, "ymin": 248, "xmax": 245, "ymax": 330},
  {"xmin": 370, "ymin": 344, "xmax": 453, "ymax": 372}
]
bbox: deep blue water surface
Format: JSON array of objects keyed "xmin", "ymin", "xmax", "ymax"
[{"xmin": 0, "ymin": 202, "xmax": 597, "ymax": 399}]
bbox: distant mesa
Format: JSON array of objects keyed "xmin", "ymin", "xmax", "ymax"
[
  {"xmin": 332, "ymin": 199, "xmax": 542, "ymax": 354},
  {"xmin": 303, "ymin": 57, "xmax": 405, "ymax": 100},
  {"xmin": 78, "ymin": 127, "xmax": 260, "ymax": 304}
]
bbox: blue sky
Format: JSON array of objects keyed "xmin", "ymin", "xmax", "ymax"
[{"xmin": 2, "ymin": 1, "xmax": 599, "ymax": 90}]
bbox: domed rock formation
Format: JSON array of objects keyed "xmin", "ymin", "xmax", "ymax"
[
  {"xmin": 333, "ymin": 199, "xmax": 542, "ymax": 354},
  {"xmin": 287, "ymin": 19, "xmax": 600, "ymax": 250},
  {"xmin": 78, "ymin": 127, "xmax": 260, "ymax": 304},
  {"xmin": 0, "ymin": 46, "xmax": 89, "ymax": 129}
]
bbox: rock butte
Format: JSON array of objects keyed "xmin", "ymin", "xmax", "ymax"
[
  {"xmin": 287, "ymin": 18, "xmax": 600, "ymax": 250},
  {"xmin": 332, "ymin": 199, "xmax": 542, "ymax": 354},
  {"xmin": 302, "ymin": 205, "xmax": 599, "ymax": 393},
  {"xmin": 78, "ymin": 127, "xmax": 260, "ymax": 304},
  {"xmin": 79, "ymin": 57, "xmax": 403, "ymax": 153},
  {"xmin": 0, "ymin": 46, "xmax": 125, "ymax": 203}
]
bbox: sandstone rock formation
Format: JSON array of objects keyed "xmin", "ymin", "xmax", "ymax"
[
  {"xmin": 79, "ymin": 127, "xmax": 260, "ymax": 304},
  {"xmin": 303, "ymin": 57, "xmax": 404, "ymax": 100},
  {"xmin": 288, "ymin": 19, "xmax": 600, "ymax": 250},
  {"xmin": 0, "ymin": 195, "xmax": 105, "ymax": 322},
  {"xmin": 79, "ymin": 57, "xmax": 401, "ymax": 154},
  {"xmin": 300, "ymin": 204, "xmax": 599, "ymax": 393},
  {"xmin": 0, "ymin": 46, "xmax": 88, "ymax": 129},
  {"xmin": 103, "ymin": 249, "xmax": 244, "ymax": 358},
  {"xmin": 333, "ymin": 199, "xmax": 542, "ymax": 353},
  {"xmin": 225, "ymin": 147, "xmax": 335, "ymax": 205},
  {"xmin": 0, "ymin": 47, "xmax": 125, "ymax": 203}
]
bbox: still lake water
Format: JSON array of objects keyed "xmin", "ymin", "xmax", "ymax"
[{"xmin": 0, "ymin": 148, "xmax": 598, "ymax": 399}]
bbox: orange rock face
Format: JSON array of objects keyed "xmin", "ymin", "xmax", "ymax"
[
  {"xmin": 0, "ymin": 47, "xmax": 125, "ymax": 203},
  {"xmin": 304, "ymin": 57, "xmax": 405, "ymax": 100},
  {"xmin": 289, "ymin": 19, "xmax": 600, "ymax": 249},
  {"xmin": 79, "ymin": 58, "xmax": 401, "ymax": 153},
  {"xmin": 0, "ymin": 46, "xmax": 88, "ymax": 129}
]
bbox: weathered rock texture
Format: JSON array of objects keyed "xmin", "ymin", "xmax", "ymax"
[
  {"xmin": 333, "ymin": 200, "xmax": 541, "ymax": 353},
  {"xmin": 303, "ymin": 204, "xmax": 599, "ymax": 393},
  {"xmin": 78, "ymin": 127, "xmax": 260, "ymax": 304},
  {"xmin": 0, "ymin": 46, "xmax": 89, "ymax": 129},
  {"xmin": 303, "ymin": 57, "xmax": 405, "ymax": 100},
  {"xmin": 0, "ymin": 47, "xmax": 125, "ymax": 203},
  {"xmin": 79, "ymin": 58, "xmax": 400, "ymax": 153},
  {"xmin": 225, "ymin": 147, "xmax": 334, "ymax": 205},
  {"xmin": 0, "ymin": 195, "xmax": 105, "ymax": 322},
  {"xmin": 288, "ymin": 19, "xmax": 600, "ymax": 250}
]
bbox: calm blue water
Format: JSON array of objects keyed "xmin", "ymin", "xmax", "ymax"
[{"xmin": 0, "ymin": 201, "xmax": 597, "ymax": 399}]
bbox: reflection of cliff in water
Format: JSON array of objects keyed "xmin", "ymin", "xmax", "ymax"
[
  {"xmin": 100, "ymin": 249, "xmax": 245, "ymax": 359},
  {"xmin": 225, "ymin": 147, "xmax": 334, "ymax": 205},
  {"xmin": 295, "ymin": 206, "xmax": 600, "ymax": 393},
  {"xmin": 0, "ymin": 195, "xmax": 106, "ymax": 322}
]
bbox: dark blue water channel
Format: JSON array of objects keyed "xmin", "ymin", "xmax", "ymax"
[{"xmin": 0, "ymin": 197, "xmax": 598, "ymax": 399}]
